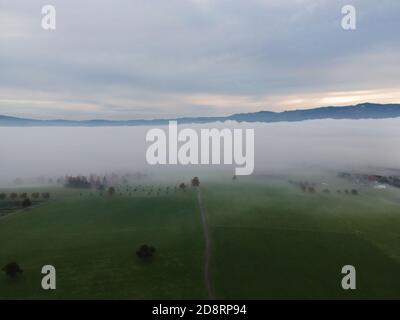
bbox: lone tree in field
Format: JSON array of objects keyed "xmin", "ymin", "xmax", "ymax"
[
  {"xmin": 179, "ymin": 183, "xmax": 187, "ymax": 191},
  {"xmin": 2, "ymin": 262, "xmax": 23, "ymax": 279},
  {"xmin": 136, "ymin": 245, "xmax": 156, "ymax": 260},
  {"xmin": 9, "ymin": 193, "xmax": 18, "ymax": 200},
  {"xmin": 31, "ymin": 192, "xmax": 39, "ymax": 199},
  {"xmin": 42, "ymin": 192, "xmax": 50, "ymax": 200},
  {"xmin": 308, "ymin": 187, "xmax": 316, "ymax": 194},
  {"xmin": 351, "ymin": 189, "xmax": 359, "ymax": 195},
  {"xmin": 191, "ymin": 177, "xmax": 200, "ymax": 187},
  {"xmin": 108, "ymin": 186, "xmax": 116, "ymax": 196}
]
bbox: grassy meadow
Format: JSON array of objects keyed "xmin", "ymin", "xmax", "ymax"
[
  {"xmin": 0, "ymin": 187, "xmax": 205, "ymax": 299},
  {"xmin": 205, "ymin": 176, "xmax": 400, "ymax": 299},
  {"xmin": 1, "ymin": 174, "xmax": 400, "ymax": 299}
]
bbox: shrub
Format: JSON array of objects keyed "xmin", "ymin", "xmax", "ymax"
[
  {"xmin": 9, "ymin": 193, "xmax": 18, "ymax": 200},
  {"xmin": 136, "ymin": 245, "xmax": 156, "ymax": 260},
  {"xmin": 31, "ymin": 192, "xmax": 40, "ymax": 199},
  {"xmin": 22, "ymin": 198, "xmax": 32, "ymax": 208},
  {"xmin": 42, "ymin": 192, "xmax": 50, "ymax": 200},
  {"xmin": 2, "ymin": 262, "xmax": 23, "ymax": 279},
  {"xmin": 191, "ymin": 177, "xmax": 200, "ymax": 187},
  {"xmin": 108, "ymin": 187, "xmax": 116, "ymax": 196}
]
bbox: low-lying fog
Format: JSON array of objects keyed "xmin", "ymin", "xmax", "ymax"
[{"xmin": 1, "ymin": 118, "xmax": 400, "ymax": 185}]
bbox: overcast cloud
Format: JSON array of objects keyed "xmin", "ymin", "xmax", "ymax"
[{"xmin": 0, "ymin": 0, "xmax": 400, "ymax": 119}]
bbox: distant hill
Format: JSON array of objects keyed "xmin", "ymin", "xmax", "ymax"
[{"xmin": 1, "ymin": 103, "xmax": 400, "ymax": 126}]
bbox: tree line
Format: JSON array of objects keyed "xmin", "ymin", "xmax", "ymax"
[{"xmin": 0, "ymin": 192, "xmax": 50, "ymax": 201}]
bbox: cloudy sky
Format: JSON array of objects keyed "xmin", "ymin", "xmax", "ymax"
[{"xmin": 0, "ymin": 0, "xmax": 399, "ymax": 120}]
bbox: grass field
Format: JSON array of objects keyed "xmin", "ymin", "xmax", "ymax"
[
  {"xmin": 204, "ymin": 176, "xmax": 400, "ymax": 299},
  {"xmin": 0, "ymin": 187, "xmax": 206, "ymax": 299},
  {"xmin": 1, "ymin": 175, "xmax": 400, "ymax": 299}
]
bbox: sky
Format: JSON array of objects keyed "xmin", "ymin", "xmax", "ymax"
[{"xmin": 0, "ymin": 0, "xmax": 400, "ymax": 120}]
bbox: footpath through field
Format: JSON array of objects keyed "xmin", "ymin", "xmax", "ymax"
[{"xmin": 196, "ymin": 187, "xmax": 214, "ymax": 299}]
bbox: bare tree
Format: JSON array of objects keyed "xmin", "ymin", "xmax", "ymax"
[
  {"xmin": 179, "ymin": 183, "xmax": 187, "ymax": 191},
  {"xmin": 191, "ymin": 177, "xmax": 200, "ymax": 187},
  {"xmin": 108, "ymin": 187, "xmax": 116, "ymax": 196}
]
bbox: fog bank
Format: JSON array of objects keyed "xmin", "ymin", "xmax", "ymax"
[{"xmin": 1, "ymin": 118, "xmax": 400, "ymax": 185}]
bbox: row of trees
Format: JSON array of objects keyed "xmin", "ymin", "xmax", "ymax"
[
  {"xmin": 63, "ymin": 173, "xmax": 150, "ymax": 190},
  {"xmin": 289, "ymin": 180, "xmax": 359, "ymax": 195},
  {"xmin": 64, "ymin": 176, "xmax": 92, "ymax": 189},
  {"xmin": 80, "ymin": 184, "xmax": 186, "ymax": 198},
  {"xmin": 10, "ymin": 172, "xmax": 149, "ymax": 188},
  {"xmin": 76, "ymin": 177, "xmax": 201, "ymax": 198},
  {"xmin": 0, "ymin": 192, "xmax": 50, "ymax": 200}
]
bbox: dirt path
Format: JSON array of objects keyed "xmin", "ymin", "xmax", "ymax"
[
  {"xmin": 0, "ymin": 202, "xmax": 47, "ymax": 220},
  {"xmin": 196, "ymin": 187, "xmax": 214, "ymax": 299}
]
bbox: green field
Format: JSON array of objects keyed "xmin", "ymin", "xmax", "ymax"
[
  {"xmin": 0, "ymin": 187, "xmax": 206, "ymax": 299},
  {"xmin": 205, "ymin": 177, "xmax": 400, "ymax": 299},
  {"xmin": 1, "ymin": 175, "xmax": 400, "ymax": 299}
]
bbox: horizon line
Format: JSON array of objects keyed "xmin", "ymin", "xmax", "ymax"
[{"xmin": 1, "ymin": 102, "xmax": 399, "ymax": 122}]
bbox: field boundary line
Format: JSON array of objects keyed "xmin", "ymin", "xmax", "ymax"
[{"xmin": 196, "ymin": 187, "xmax": 215, "ymax": 300}]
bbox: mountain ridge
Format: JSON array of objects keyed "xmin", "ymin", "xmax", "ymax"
[{"xmin": 1, "ymin": 103, "xmax": 400, "ymax": 126}]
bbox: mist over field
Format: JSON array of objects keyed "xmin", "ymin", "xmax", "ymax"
[{"xmin": 1, "ymin": 118, "xmax": 400, "ymax": 185}]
